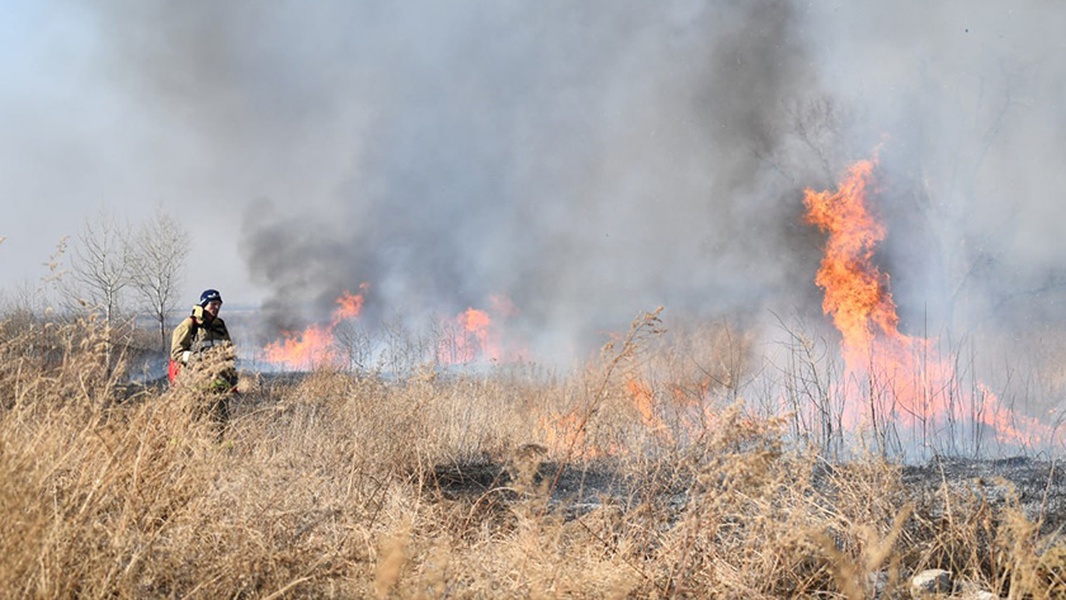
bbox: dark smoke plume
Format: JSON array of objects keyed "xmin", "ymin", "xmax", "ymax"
[{"xmin": 89, "ymin": 0, "xmax": 1066, "ymax": 362}]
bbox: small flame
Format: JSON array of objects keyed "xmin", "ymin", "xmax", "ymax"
[
  {"xmin": 539, "ymin": 412, "xmax": 591, "ymax": 458},
  {"xmin": 437, "ymin": 296, "xmax": 525, "ymax": 365},
  {"xmin": 436, "ymin": 307, "xmax": 496, "ymax": 364},
  {"xmin": 626, "ymin": 378, "xmax": 673, "ymax": 443},
  {"xmin": 460, "ymin": 308, "xmax": 495, "ymax": 359},
  {"xmin": 537, "ymin": 411, "xmax": 620, "ymax": 459},
  {"xmin": 537, "ymin": 378, "xmax": 721, "ymax": 458},
  {"xmin": 262, "ymin": 284, "xmax": 368, "ymax": 369}
]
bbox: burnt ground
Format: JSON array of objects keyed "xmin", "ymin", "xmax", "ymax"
[
  {"xmin": 425, "ymin": 455, "xmax": 1066, "ymax": 536},
  {"xmin": 425, "ymin": 459, "xmax": 632, "ymax": 517},
  {"xmin": 899, "ymin": 456, "xmax": 1066, "ymax": 535}
]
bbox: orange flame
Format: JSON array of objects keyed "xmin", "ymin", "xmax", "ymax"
[
  {"xmin": 804, "ymin": 160, "xmax": 1045, "ymax": 446},
  {"xmin": 539, "ymin": 412, "xmax": 596, "ymax": 459},
  {"xmin": 804, "ymin": 160, "xmax": 901, "ymax": 362},
  {"xmin": 436, "ymin": 307, "xmax": 496, "ymax": 364},
  {"xmin": 626, "ymin": 378, "xmax": 673, "ymax": 443},
  {"xmin": 461, "ymin": 308, "xmax": 495, "ymax": 359},
  {"xmin": 263, "ymin": 284, "xmax": 368, "ymax": 369},
  {"xmin": 437, "ymin": 296, "xmax": 527, "ymax": 365}
]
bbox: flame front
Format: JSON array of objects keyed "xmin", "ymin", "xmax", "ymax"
[
  {"xmin": 804, "ymin": 160, "xmax": 1046, "ymax": 446},
  {"xmin": 262, "ymin": 284, "xmax": 368, "ymax": 369}
]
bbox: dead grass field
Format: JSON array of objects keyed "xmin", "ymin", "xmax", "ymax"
[{"xmin": 2, "ymin": 313, "xmax": 1066, "ymax": 599}]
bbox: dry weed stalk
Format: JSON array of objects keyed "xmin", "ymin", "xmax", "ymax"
[{"xmin": 0, "ymin": 314, "xmax": 1062, "ymax": 598}]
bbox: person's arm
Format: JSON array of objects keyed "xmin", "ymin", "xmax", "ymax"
[
  {"xmin": 170, "ymin": 318, "xmax": 195, "ymax": 363},
  {"xmin": 215, "ymin": 318, "xmax": 233, "ymax": 343}
]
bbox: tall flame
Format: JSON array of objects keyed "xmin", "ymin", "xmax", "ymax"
[
  {"xmin": 262, "ymin": 284, "xmax": 368, "ymax": 369},
  {"xmin": 804, "ymin": 159, "xmax": 1045, "ymax": 446},
  {"xmin": 804, "ymin": 160, "xmax": 901, "ymax": 362}
]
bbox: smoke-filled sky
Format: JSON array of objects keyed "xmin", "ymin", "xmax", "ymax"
[{"xmin": 3, "ymin": 0, "xmax": 1065, "ymax": 358}]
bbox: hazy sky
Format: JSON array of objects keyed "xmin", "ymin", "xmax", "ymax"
[{"xmin": 3, "ymin": 0, "xmax": 1065, "ymax": 357}]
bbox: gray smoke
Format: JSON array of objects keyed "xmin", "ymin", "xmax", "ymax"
[
  {"xmin": 87, "ymin": 0, "xmax": 1066, "ymax": 362},
  {"xmin": 800, "ymin": 2, "xmax": 1066, "ymax": 339}
]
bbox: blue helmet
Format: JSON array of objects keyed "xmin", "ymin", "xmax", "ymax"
[{"xmin": 199, "ymin": 289, "xmax": 223, "ymax": 307}]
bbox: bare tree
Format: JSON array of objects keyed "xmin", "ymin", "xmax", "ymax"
[
  {"xmin": 68, "ymin": 209, "xmax": 133, "ymax": 372},
  {"xmin": 128, "ymin": 207, "xmax": 191, "ymax": 355},
  {"xmin": 69, "ymin": 209, "xmax": 132, "ymax": 324}
]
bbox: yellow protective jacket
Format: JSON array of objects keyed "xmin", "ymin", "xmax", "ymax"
[
  {"xmin": 169, "ymin": 305, "xmax": 238, "ymax": 390},
  {"xmin": 170, "ymin": 305, "xmax": 233, "ymax": 363}
]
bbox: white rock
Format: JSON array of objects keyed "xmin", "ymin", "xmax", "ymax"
[{"xmin": 910, "ymin": 569, "xmax": 954, "ymax": 597}]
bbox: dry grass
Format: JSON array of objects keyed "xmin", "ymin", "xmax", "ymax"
[{"xmin": 1, "ymin": 312, "xmax": 1064, "ymax": 598}]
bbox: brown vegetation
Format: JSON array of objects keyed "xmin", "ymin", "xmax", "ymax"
[{"xmin": 1, "ymin": 312, "xmax": 1065, "ymax": 598}]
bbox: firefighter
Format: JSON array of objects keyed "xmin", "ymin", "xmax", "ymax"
[{"xmin": 169, "ymin": 288, "xmax": 238, "ymax": 434}]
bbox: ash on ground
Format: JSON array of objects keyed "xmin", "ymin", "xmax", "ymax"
[
  {"xmin": 425, "ymin": 459, "xmax": 629, "ymax": 515},
  {"xmin": 425, "ymin": 454, "xmax": 1066, "ymax": 534},
  {"xmin": 900, "ymin": 455, "xmax": 1066, "ymax": 535}
]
